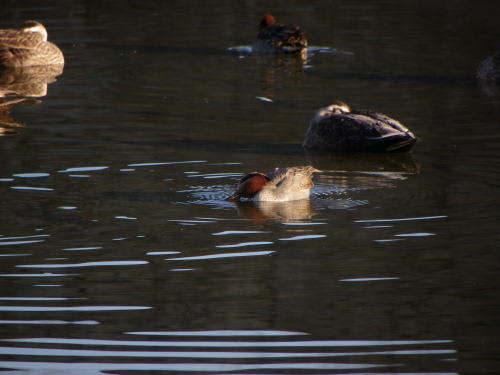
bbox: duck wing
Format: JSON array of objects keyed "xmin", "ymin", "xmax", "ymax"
[
  {"xmin": 0, "ymin": 30, "xmax": 44, "ymax": 49},
  {"xmin": 304, "ymin": 113, "xmax": 416, "ymax": 152},
  {"xmin": 257, "ymin": 24, "xmax": 307, "ymax": 50}
]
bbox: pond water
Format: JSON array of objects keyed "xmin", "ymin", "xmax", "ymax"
[{"xmin": 1, "ymin": 1, "xmax": 500, "ymax": 374}]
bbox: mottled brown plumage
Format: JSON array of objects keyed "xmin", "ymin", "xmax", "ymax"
[
  {"xmin": 0, "ymin": 21, "xmax": 64, "ymax": 67},
  {"xmin": 304, "ymin": 101, "xmax": 417, "ymax": 153},
  {"xmin": 252, "ymin": 14, "xmax": 307, "ymax": 54}
]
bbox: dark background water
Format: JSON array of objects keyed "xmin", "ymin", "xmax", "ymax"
[{"xmin": 1, "ymin": 1, "xmax": 500, "ymax": 374}]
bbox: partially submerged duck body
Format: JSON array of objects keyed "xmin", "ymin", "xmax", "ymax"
[
  {"xmin": 252, "ymin": 14, "xmax": 307, "ymax": 55},
  {"xmin": 0, "ymin": 20, "xmax": 64, "ymax": 67},
  {"xmin": 477, "ymin": 51, "xmax": 500, "ymax": 84},
  {"xmin": 227, "ymin": 166, "xmax": 319, "ymax": 202},
  {"xmin": 303, "ymin": 101, "xmax": 417, "ymax": 153}
]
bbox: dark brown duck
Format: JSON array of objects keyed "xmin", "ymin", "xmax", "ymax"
[{"xmin": 303, "ymin": 101, "xmax": 417, "ymax": 153}]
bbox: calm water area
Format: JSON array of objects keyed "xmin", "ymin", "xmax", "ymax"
[{"xmin": 1, "ymin": 1, "xmax": 500, "ymax": 374}]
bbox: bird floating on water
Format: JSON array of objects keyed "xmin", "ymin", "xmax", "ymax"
[
  {"xmin": 252, "ymin": 14, "xmax": 307, "ymax": 55},
  {"xmin": 227, "ymin": 166, "xmax": 320, "ymax": 202},
  {"xmin": 0, "ymin": 20, "xmax": 64, "ymax": 67},
  {"xmin": 303, "ymin": 100, "xmax": 417, "ymax": 153}
]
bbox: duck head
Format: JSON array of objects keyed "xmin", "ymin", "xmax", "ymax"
[
  {"xmin": 226, "ymin": 172, "xmax": 270, "ymax": 201},
  {"xmin": 313, "ymin": 100, "xmax": 351, "ymax": 121},
  {"xmin": 22, "ymin": 20, "xmax": 48, "ymax": 41},
  {"xmin": 259, "ymin": 14, "xmax": 277, "ymax": 29}
]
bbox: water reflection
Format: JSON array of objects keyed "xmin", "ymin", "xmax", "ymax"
[
  {"xmin": 0, "ymin": 65, "xmax": 63, "ymax": 97},
  {"xmin": 233, "ymin": 199, "xmax": 316, "ymax": 223},
  {"xmin": 0, "ymin": 65, "xmax": 63, "ymax": 134}
]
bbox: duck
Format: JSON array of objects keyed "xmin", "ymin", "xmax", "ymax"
[
  {"xmin": 227, "ymin": 166, "xmax": 320, "ymax": 202},
  {"xmin": 252, "ymin": 14, "xmax": 307, "ymax": 54},
  {"xmin": 0, "ymin": 20, "xmax": 64, "ymax": 67},
  {"xmin": 303, "ymin": 100, "xmax": 417, "ymax": 153},
  {"xmin": 477, "ymin": 51, "xmax": 500, "ymax": 84}
]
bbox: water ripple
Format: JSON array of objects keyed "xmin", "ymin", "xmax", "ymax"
[
  {"xmin": 2, "ymin": 337, "xmax": 452, "ymax": 347},
  {"xmin": 126, "ymin": 330, "xmax": 307, "ymax": 336},
  {"xmin": 279, "ymin": 235, "xmax": 326, "ymax": 241},
  {"xmin": 212, "ymin": 230, "xmax": 270, "ymax": 236},
  {"xmin": 10, "ymin": 186, "xmax": 54, "ymax": 192},
  {"xmin": 0, "ymin": 306, "xmax": 151, "ymax": 312},
  {"xmin": 128, "ymin": 161, "xmax": 206, "ymax": 167},
  {"xmin": 215, "ymin": 241, "xmax": 273, "ymax": 248},
  {"xmin": 0, "ymin": 273, "xmax": 77, "ymax": 277},
  {"xmin": 16, "ymin": 260, "xmax": 148, "ymax": 269},
  {"xmin": 0, "ymin": 240, "xmax": 45, "ymax": 246},
  {"xmin": 166, "ymin": 251, "xmax": 274, "ymax": 261},
  {"xmin": 58, "ymin": 166, "xmax": 108, "ymax": 173},
  {"xmin": 355, "ymin": 215, "xmax": 447, "ymax": 223},
  {"xmin": 0, "ymin": 361, "xmax": 386, "ymax": 372},
  {"xmin": 0, "ymin": 320, "xmax": 98, "ymax": 325}
]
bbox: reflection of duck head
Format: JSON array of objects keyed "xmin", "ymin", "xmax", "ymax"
[
  {"xmin": 233, "ymin": 199, "xmax": 316, "ymax": 223},
  {"xmin": 304, "ymin": 100, "xmax": 417, "ymax": 153},
  {"xmin": 253, "ymin": 14, "xmax": 307, "ymax": 57},
  {"xmin": 0, "ymin": 20, "xmax": 64, "ymax": 67},
  {"xmin": 227, "ymin": 166, "xmax": 320, "ymax": 202}
]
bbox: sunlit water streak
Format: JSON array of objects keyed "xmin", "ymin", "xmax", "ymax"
[
  {"xmin": 62, "ymin": 247, "xmax": 103, "ymax": 251},
  {"xmin": 215, "ymin": 241, "xmax": 273, "ymax": 248},
  {"xmin": 12, "ymin": 173, "xmax": 50, "ymax": 178},
  {"xmin": 4, "ymin": 338, "xmax": 451, "ymax": 347},
  {"xmin": 212, "ymin": 230, "xmax": 270, "ymax": 235},
  {"xmin": 278, "ymin": 234, "xmax": 327, "ymax": 241},
  {"xmin": 10, "ymin": 186, "xmax": 54, "ymax": 192},
  {"xmin": 0, "ymin": 361, "xmax": 388, "ymax": 372},
  {"xmin": 0, "ymin": 320, "xmax": 98, "ymax": 325},
  {"xmin": 128, "ymin": 161, "xmax": 206, "ymax": 167},
  {"xmin": 0, "ymin": 239, "xmax": 45, "ymax": 246},
  {"xmin": 16, "ymin": 261, "xmax": 148, "ymax": 269},
  {"xmin": 0, "ymin": 346, "xmax": 455, "ymax": 358},
  {"xmin": 339, "ymin": 277, "xmax": 400, "ymax": 282},
  {"xmin": 166, "ymin": 251, "xmax": 274, "ymax": 261},
  {"xmin": 355, "ymin": 216, "xmax": 448, "ymax": 223},
  {"xmin": 0, "ymin": 306, "xmax": 151, "ymax": 312},
  {"xmin": 126, "ymin": 330, "xmax": 307, "ymax": 336},
  {"xmin": 58, "ymin": 166, "xmax": 108, "ymax": 173},
  {"xmin": 0, "ymin": 273, "xmax": 77, "ymax": 277}
]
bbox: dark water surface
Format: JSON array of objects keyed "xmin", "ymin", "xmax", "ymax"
[{"xmin": 1, "ymin": 1, "xmax": 500, "ymax": 374}]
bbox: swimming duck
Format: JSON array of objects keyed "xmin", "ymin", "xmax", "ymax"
[
  {"xmin": 303, "ymin": 101, "xmax": 417, "ymax": 153},
  {"xmin": 477, "ymin": 51, "xmax": 500, "ymax": 84},
  {"xmin": 0, "ymin": 20, "xmax": 64, "ymax": 67},
  {"xmin": 227, "ymin": 166, "xmax": 319, "ymax": 202},
  {"xmin": 252, "ymin": 14, "xmax": 307, "ymax": 54}
]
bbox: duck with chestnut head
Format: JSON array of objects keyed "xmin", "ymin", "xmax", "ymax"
[
  {"xmin": 252, "ymin": 14, "xmax": 307, "ymax": 55},
  {"xmin": 0, "ymin": 20, "xmax": 64, "ymax": 67},
  {"xmin": 303, "ymin": 101, "xmax": 417, "ymax": 153},
  {"xmin": 227, "ymin": 166, "xmax": 320, "ymax": 202}
]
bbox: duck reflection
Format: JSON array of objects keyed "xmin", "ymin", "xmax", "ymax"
[
  {"xmin": 233, "ymin": 199, "xmax": 316, "ymax": 223},
  {"xmin": 0, "ymin": 65, "xmax": 63, "ymax": 134},
  {"xmin": 0, "ymin": 64, "xmax": 63, "ymax": 97},
  {"xmin": 0, "ymin": 91, "xmax": 37, "ymax": 135}
]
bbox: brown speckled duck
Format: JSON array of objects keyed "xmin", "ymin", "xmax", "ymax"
[
  {"xmin": 252, "ymin": 14, "xmax": 307, "ymax": 54},
  {"xmin": 0, "ymin": 20, "xmax": 64, "ymax": 67},
  {"xmin": 303, "ymin": 101, "xmax": 417, "ymax": 153}
]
